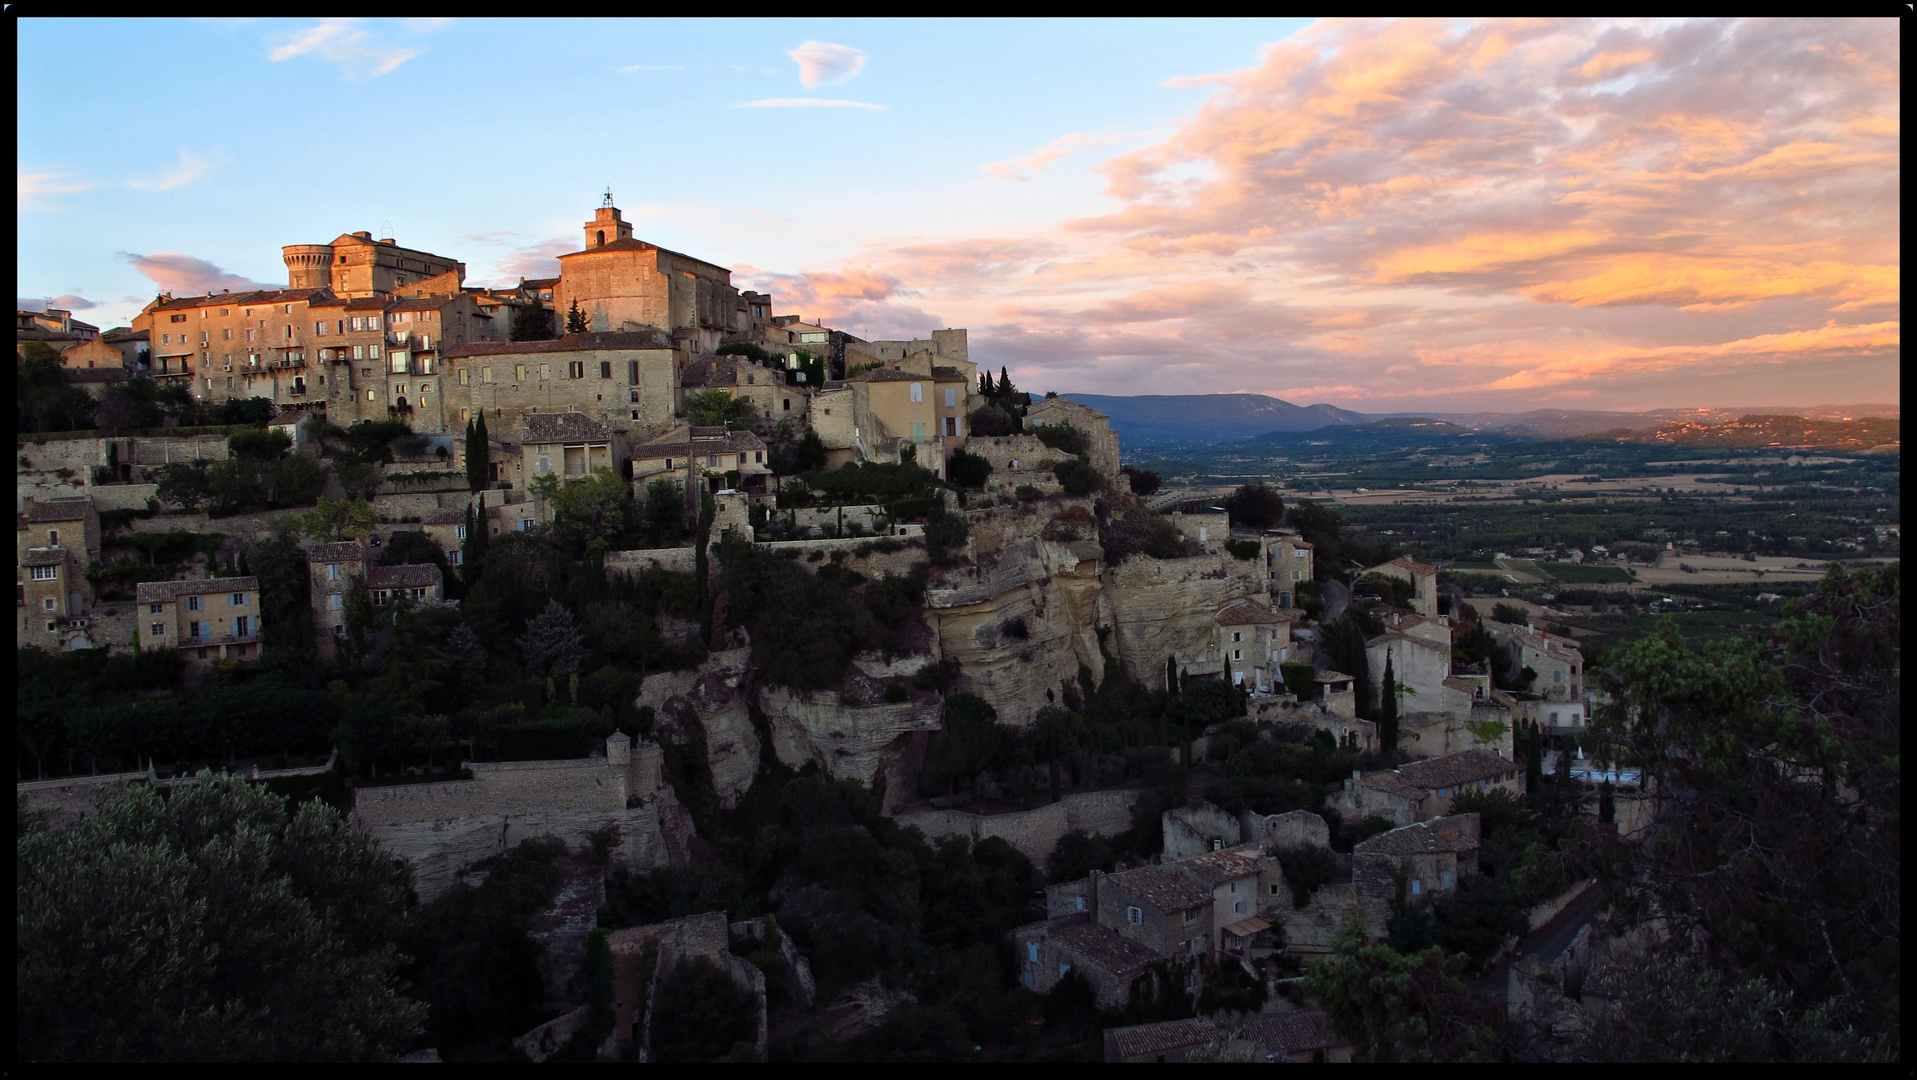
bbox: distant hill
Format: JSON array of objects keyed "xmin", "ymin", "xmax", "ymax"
[
  {"xmin": 1578, "ymin": 414, "xmax": 1900, "ymax": 453},
  {"xmin": 1242, "ymin": 418, "xmax": 1510, "ymax": 450},
  {"xmin": 1063, "ymin": 393, "xmax": 1370, "ymax": 445},
  {"xmin": 1370, "ymin": 405, "xmax": 1899, "ymax": 438}
]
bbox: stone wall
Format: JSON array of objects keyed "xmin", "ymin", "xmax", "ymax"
[
  {"xmin": 352, "ymin": 735, "xmax": 691, "ymax": 903},
  {"xmin": 1259, "ymin": 809, "xmax": 1333, "ymax": 852},
  {"xmin": 894, "ymin": 786, "xmax": 1142, "ymax": 866},
  {"xmin": 16, "ymin": 771, "xmax": 148, "ymax": 831},
  {"xmin": 1163, "ymin": 802, "xmax": 1245, "ymax": 861}
]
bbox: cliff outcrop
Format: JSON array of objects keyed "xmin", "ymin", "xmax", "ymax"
[
  {"xmin": 1103, "ymin": 551, "xmax": 1264, "ymax": 683},
  {"xmin": 638, "ymin": 645, "xmax": 759, "ymax": 809}
]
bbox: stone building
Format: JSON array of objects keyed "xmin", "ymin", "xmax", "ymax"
[
  {"xmin": 135, "ymin": 577, "xmax": 263, "ymax": 669},
  {"xmin": 16, "ymin": 497, "xmax": 100, "ymax": 650},
  {"xmin": 1265, "ymin": 535, "xmax": 1313, "ymax": 608},
  {"xmin": 679, "ymin": 352, "xmax": 809, "ymax": 427},
  {"xmin": 442, "ymin": 330, "xmax": 679, "ymax": 441},
  {"xmin": 630, "ymin": 427, "xmax": 770, "ymax": 496},
  {"xmin": 1351, "ymin": 811, "xmax": 1481, "ymax": 904},
  {"xmin": 521, "ymin": 412, "xmax": 629, "ymax": 511},
  {"xmin": 552, "ymin": 194, "xmax": 740, "ymax": 356},
  {"xmin": 1025, "ymin": 396, "xmax": 1121, "ymax": 482},
  {"xmin": 57, "ymin": 336, "xmax": 127, "ymax": 372},
  {"xmin": 306, "ymin": 539, "xmax": 369, "ymax": 660},
  {"xmin": 1332, "ymin": 748, "xmax": 1523, "ymax": 825},
  {"xmin": 281, "ymin": 230, "xmax": 465, "ymax": 298},
  {"xmin": 1488, "ymin": 620, "xmax": 1586, "ymax": 714},
  {"xmin": 100, "ymin": 327, "xmax": 149, "ymax": 369},
  {"xmin": 1367, "ymin": 555, "xmax": 1440, "ymax": 618}
]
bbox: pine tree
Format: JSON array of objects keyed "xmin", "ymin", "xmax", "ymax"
[
  {"xmin": 518, "ymin": 598, "xmax": 589, "ymax": 702},
  {"xmin": 1348, "ymin": 619, "xmax": 1374, "ymax": 719},
  {"xmin": 463, "ymin": 493, "xmax": 488, "ymax": 586},
  {"xmin": 997, "ymin": 366, "xmax": 1012, "ymax": 397},
  {"xmin": 1166, "ymin": 654, "xmax": 1180, "ymax": 696},
  {"xmin": 566, "ymin": 299, "xmax": 588, "ymax": 334},
  {"xmin": 1379, "ymin": 651, "xmax": 1399, "ymax": 751}
]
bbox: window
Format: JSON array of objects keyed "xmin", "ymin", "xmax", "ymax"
[
  {"xmin": 754, "ymin": 451, "xmax": 763, "ymax": 463},
  {"xmin": 1440, "ymin": 871, "xmax": 1453, "ymax": 890},
  {"xmin": 1126, "ymin": 906, "xmax": 1143, "ymax": 926},
  {"xmin": 370, "ymin": 345, "xmax": 380, "ymax": 359},
  {"xmin": 629, "ymin": 360, "xmax": 639, "ymax": 384},
  {"xmin": 1292, "ymin": 570, "xmax": 1302, "ymax": 581},
  {"xmin": 234, "ymin": 616, "xmax": 250, "ymax": 636},
  {"xmin": 912, "ymin": 421, "xmax": 925, "ymax": 442},
  {"xmin": 1233, "ymin": 631, "xmax": 1242, "ymax": 642},
  {"xmin": 329, "ymin": 594, "xmax": 342, "ymax": 611},
  {"xmin": 353, "ymin": 345, "xmax": 364, "ymax": 360},
  {"xmin": 540, "ymin": 363, "xmax": 551, "ymax": 380},
  {"xmin": 1233, "ymin": 650, "xmax": 1242, "ymax": 661},
  {"xmin": 1235, "ymin": 900, "xmax": 1247, "ymax": 914},
  {"xmin": 944, "ymin": 387, "xmax": 957, "ymax": 407},
  {"xmin": 519, "ymin": 518, "xmax": 533, "ymax": 531},
  {"xmin": 188, "ymin": 620, "xmax": 203, "ymax": 639},
  {"xmin": 568, "ymin": 361, "xmax": 584, "ymax": 379},
  {"xmin": 1411, "ymin": 879, "xmax": 1423, "ymax": 896},
  {"xmin": 1027, "ymin": 943, "xmax": 1039, "ymax": 963},
  {"xmin": 328, "ymin": 563, "xmax": 340, "ymax": 581},
  {"xmin": 1554, "ymin": 669, "xmax": 1564, "ymax": 684},
  {"xmin": 1058, "ymin": 963, "xmax": 1071, "ymax": 979},
  {"xmin": 483, "ymin": 366, "xmax": 494, "ymax": 383},
  {"xmin": 910, "ymin": 382, "xmax": 923, "ymax": 402},
  {"xmin": 152, "ymin": 622, "xmax": 165, "ymax": 637},
  {"xmin": 367, "ymin": 389, "xmax": 378, "ymax": 401},
  {"xmin": 1074, "ymin": 895, "xmax": 1085, "ymax": 911},
  {"xmin": 170, "ymin": 313, "xmax": 186, "ymax": 323},
  {"xmin": 455, "ymin": 524, "xmax": 468, "ymax": 539},
  {"xmin": 516, "ymin": 364, "xmax": 528, "ymax": 381},
  {"xmin": 161, "ymin": 334, "xmax": 170, "ymax": 345},
  {"xmin": 945, "ymin": 416, "xmax": 957, "ymax": 437},
  {"xmin": 737, "ymin": 452, "xmax": 747, "ymax": 465},
  {"xmin": 186, "ymin": 595, "xmax": 201, "ymax": 612},
  {"xmin": 448, "ymin": 549, "xmax": 462, "ymax": 565},
  {"xmin": 285, "ymin": 325, "xmax": 293, "ymax": 339},
  {"xmin": 1184, "ymin": 908, "xmax": 1200, "ymax": 924},
  {"xmin": 1269, "ymin": 884, "xmax": 1281, "ymax": 896},
  {"xmin": 246, "ymin": 329, "xmax": 255, "ymax": 342},
  {"xmin": 600, "ymin": 361, "xmax": 612, "ymax": 379},
  {"xmin": 459, "ymin": 368, "xmax": 470, "ymax": 386},
  {"xmin": 230, "ymin": 593, "xmax": 247, "ymax": 606},
  {"xmin": 538, "ymin": 457, "xmax": 550, "ymax": 475},
  {"xmin": 149, "ymin": 603, "xmax": 163, "ymax": 614},
  {"xmin": 31, "ymin": 565, "xmax": 57, "ymax": 581},
  {"xmin": 783, "ymin": 398, "xmax": 791, "ymax": 412}
]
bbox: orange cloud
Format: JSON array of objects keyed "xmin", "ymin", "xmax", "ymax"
[{"xmin": 1484, "ymin": 320, "xmax": 1900, "ymax": 389}]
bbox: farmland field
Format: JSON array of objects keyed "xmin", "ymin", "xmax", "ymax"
[{"xmin": 1542, "ymin": 563, "xmax": 1635, "ymax": 583}]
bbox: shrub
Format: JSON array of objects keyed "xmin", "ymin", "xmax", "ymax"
[
  {"xmin": 1120, "ymin": 465, "xmax": 1162, "ymax": 496},
  {"xmin": 945, "ymin": 448, "xmax": 992, "ymax": 489},
  {"xmin": 1033, "ymin": 423, "xmax": 1090, "ymax": 458},
  {"xmin": 883, "ymin": 683, "xmax": 909, "ymax": 704},
  {"xmin": 1054, "ymin": 458, "xmax": 1100, "ymax": 497},
  {"xmin": 1015, "ymin": 485, "xmax": 1042, "ymax": 503},
  {"xmin": 1224, "ymin": 539, "xmax": 1261, "ymax": 560}
]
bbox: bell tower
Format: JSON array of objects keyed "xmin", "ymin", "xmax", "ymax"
[{"xmin": 583, "ymin": 189, "xmax": 635, "ymax": 250}]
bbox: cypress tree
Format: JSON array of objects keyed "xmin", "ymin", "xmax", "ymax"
[
  {"xmin": 1525, "ymin": 720, "xmax": 1544, "ymax": 793},
  {"xmin": 566, "ymin": 299, "xmax": 589, "ymax": 334},
  {"xmin": 463, "ymin": 493, "xmax": 488, "ymax": 586},
  {"xmin": 1598, "ymin": 780, "xmax": 1615, "ymax": 823},
  {"xmin": 1379, "ymin": 650, "xmax": 1399, "ymax": 751},
  {"xmin": 997, "ymin": 366, "xmax": 1011, "ymax": 397},
  {"xmin": 1166, "ymin": 655, "xmax": 1181, "ymax": 696}
]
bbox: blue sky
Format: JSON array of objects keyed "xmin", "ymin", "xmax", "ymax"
[{"xmin": 18, "ymin": 18, "xmax": 1899, "ymax": 411}]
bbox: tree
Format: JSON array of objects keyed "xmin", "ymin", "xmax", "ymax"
[
  {"xmin": 17, "ymin": 772, "xmax": 424, "ymax": 1061},
  {"xmin": 1302, "ymin": 919, "xmax": 1493, "ymax": 1062},
  {"xmin": 155, "ymin": 461, "xmax": 211, "ymax": 511},
  {"xmin": 302, "ymin": 497, "xmax": 378, "ymax": 542},
  {"xmin": 1378, "ymin": 651, "xmax": 1399, "ymax": 750},
  {"xmin": 464, "ymin": 412, "xmax": 489, "ymax": 492},
  {"xmin": 565, "ymin": 299, "xmax": 588, "ymax": 334},
  {"xmin": 1223, "ymin": 482, "xmax": 1284, "ymax": 531},
  {"xmin": 510, "ymin": 303, "xmax": 554, "ymax": 342},
  {"xmin": 1054, "ymin": 457, "xmax": 1100, "ymax": 497},
  {"xmin": 228, "ymin": 427, "xmax": 292, "ymax": 460},
  {"xmin": 1490, "ymin": 602, "xmax": 1529, "ymax": 627},
  {"xmin": 685, "ymin": 389, "xmax": 756, "ymax": 429},
  {"xmin": 945, "ymin": 448, "xmax": 992, "ymax": 489},
  {"xmin": 519, "ymin": 598, "xmax": 589, "ymax": 697},
  {"xmin": 546, "ymin": 467, "xmax": 635, "ymax": 558},
  {"xmin": 337, "ymin": 460, "xmax": 383, "ymax": 502},
  {"xmin": 648, "ymin": 958, "xmax": 760, "ymax": 1062},
  {"xmin": 92, "ymin": 389, "xmax": 143, "ymax": 432},
  {"xmin": 16, "ymin": 345, "xmax": 94, "ymax": 432},
  {"xmin": 644, "ymin": 479, "xmax": 686, "ymax": 546},
  {"xmin": 462, "ymin": 495, "xmax": 489, "ymax": 585},
  {"xmin": 246, "ymin": 528, "xmax": 316, "ymax": 671},
  {"xmin": 1120, "ymin": 465, "xmax": 1162, "ymax": 496}
]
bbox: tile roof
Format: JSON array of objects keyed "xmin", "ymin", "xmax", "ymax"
[
  {"xmin": 101, "ymin": 328, "xmax": 148, "ymax": 343},
  {"xmin": 1106, "ymin": 862, "xmax": 1212, "ymax": 911},
  {"xmin": 1216, "ymin": 599, "xmax": 1285, "ymax": 626},
  {"xmin": 66, "ymin": 368, "xmax": 129, "ymax": 384},
  {"xmin": 1050, "ymin": 917, "xmax": 1160, "ymax": 976},
  {"xmin": 521, "ymin": 277, "xmax": 559, "ymax": 289},
  {"xmin": 136, "ymin": 576, "xmax": 260, "ymax": 603},
  {"xmin": 149, "ymin": 289, "xmax": 329, "ymax": 312},
  {"xmin": 22, "ymin": 547, "xmax": 66, "ymax": 567},
  {"xmin": 1179, "ymin": 848, "xmax": 1263, "ymax": 889},
  {"xmin": 1313, "ymin": 670, "xmax": 1356, "ymax": 683},
  {"xmin": 1365, "ymin": 630, "xmax": 1449, "ymax": 653},
  {"xmin": 1396, "ymin": 750, "xmax": 1517, "ymax": 790},
  {"xmin": 24, "ymin": 498, "xmax": 92, "ymax": 523},
  {"xmin": 1355, "ymin": 770, "xmax": 1424, "ymax": 800},
  {"xmin": 632, "ymin": 430, "xmax": 766, "ymax": 458},
  {"xmin": 1355, "ymin": 813, "xmax": 1481, "ymax": 856},
  {"xmin": 305, "ymin": 541, "xmax": 367, "ymax": 563},
  {"xmin": 523, "ymin": 411, "xmax": 614, "ymax": 444},
  {"xmin": 848, "ymin": 367, "xmax": 928, "ymax": 382},
  {"xmin": 1240, "ymin": 1011, "xmax": 1339, "ymax": 1055},
  {"xmin": 1221, "ymin": 915, "xmax": 1271, "ymax": 937},
  {"xmin": 368, "ymin": 563, "xmax": 443, "ymax": 589},
  {"xmin": 421, "ymin": 507, "xmax": 469, "ymax": 525},
  {"xmin": 932, "ymin": 366, "xmax": 967, "ymax": 383},
  {"xmin": 1443, "ymin": 676, "xmax": 1483, "ymax": 695},
  {"xmin": 441, "ymin": 330, "xmax": 672, "ymax": 357},
  {"xmin": 1106, "ymin": 1018, "xmax": 1220, "ymax": 1060},
  {"xmin": 388, "ymin": 296, "xmax": 457, "ymax": 311},
  {"xmin": 1388, "ymin": 555, "xmax": 1438, "ymax": 576}
]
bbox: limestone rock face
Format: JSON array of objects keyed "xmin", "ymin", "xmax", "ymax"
[
  {"xmin": 638, "ymin": 645, "xmax": 759, "ymax": 809},
  {"xmin": 759, "ymin": 685, "xmax": 942, "ymax": 791},
  {"xmin": 1103, "ymin": 552, "xmax": 1263, "ymax": 684},
  {"xmin": 926, "ymin": 505, "xmax": 1111, "ymax": 727}
]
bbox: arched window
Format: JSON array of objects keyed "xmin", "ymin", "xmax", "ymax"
[{"xmin": 596, "ymin": 230, "xmax": 606, "ymax": 247}]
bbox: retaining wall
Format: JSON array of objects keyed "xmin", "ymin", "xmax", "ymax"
[{"xmin": 893, "ymin": 786, "xmax": 1142, "ymax": 865}]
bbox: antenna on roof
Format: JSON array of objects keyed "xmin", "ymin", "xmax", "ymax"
[{"xmin": 379, "ymin": 220, "xmax": 394, "ymax": 242}]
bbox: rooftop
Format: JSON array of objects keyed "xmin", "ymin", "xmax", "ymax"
[
  {"xmin": 1355, "ymin": 813, "xmax": 1481, "ymax": 856},
  {"xmin": 1105, "ymin": 1018, "xmax": 1220, "ymax": 1060},
  {"xmin": 1105, "ymin": 862, "xmax": 1212, "ymax": 911},
  {"xmin": 1050, "ymin": 916, "xmax": 1160, "ymax": 977},
  {"xmin": 1178, "ymin": 848, "xmax": 1263, "ymax": 889},
  {"xmin": 305, "ymin": 541, "xmax": 367, "ymax": 563},
  {"xmin": 1396, "ymin": 749, "xmax": 1517, "ymax": 790},
  {"xmin": 632, "ymin": 429, "xmax": 766, "ymax": 458},
  {"xmin": 1385, "ymin": 555, "xmax": 1438, "ymax": 576},
  {"xmin": 22, "ymin": 547, "xmax": 66, "ymax": 567},
  {"xmin": 1239, "ymin": 1011, "xmax": 1340, "ymax": 1055},
  {"xmin": 136, "ymin": 576, "xmax": 261, "ymax": 604},
  {"xmin": 368, "ymin": 563, "xmax": 443, "ymax": 589},
  {"xmin": 1216, "ymin": 600, "xmax": 1287, "ymax": 626},
  {"xmin": 23, "ymin": 498, "xmax": 92, "ymax": 524},
  {"xmin": 523, "ymin": 411, "xmax": 614, "ymax": 445}
]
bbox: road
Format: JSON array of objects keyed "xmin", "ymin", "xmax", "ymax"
[{"xmin": 1473, "ymin": 880, "xmax": 1606, "ymax": 1000}]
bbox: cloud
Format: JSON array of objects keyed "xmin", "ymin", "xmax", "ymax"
[
  {"xmin": 483, "ymin": 239, "xmax": 574, "ymax": 285},
  {"xmin": 1481, "ymin": 320, "xmax": 1900, "ymax": 389},
  {"xmin": 19, "ymin": 170, "xmax": 96, "ymax": 212},
  {"xmin": 118, "ymin": 252, "xmax": 273, "ymax": 297},
  {"xmin": 17, "ymin": 295, "xmax": 99, "ymax": 312},
  {"xmin": 126, "ymin": 149, "xmax": 217, "ymax": 192},
  {"xmin": 986, "ymin": 133, "xmax": 1137, "ymax": 181},
  {"xmin": 734, "ymin": 98, "xmax": 882, "ymax": 111},
  {"xmin": 737, "ymin": 264, "xmax": 942, "ymax": 340},
  {"xmin": 269, "ymin": 18, "xmax": 417, "ymax": 79},
  {"xmin": 458, "ymin": 231, "xmax": 521, "ymax": 245},
  {"xmin": 788, "ymin": 41, "xmax": 866, "ymax": 87}
]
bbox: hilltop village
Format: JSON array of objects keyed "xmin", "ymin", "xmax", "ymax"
[{"xmin": 17, "ymin": 199, "xmax": 1896, "ymax": 1063}]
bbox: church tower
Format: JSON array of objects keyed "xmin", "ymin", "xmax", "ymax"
[{"xmin": 584, "ymin": 189, "xmax": 635, "ymax": 250}]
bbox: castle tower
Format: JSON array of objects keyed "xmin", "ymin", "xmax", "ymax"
[
  {"xmin": 583, "ymin": 189, "xmax": 635, "ymax": 250},
  {"xmin": 282, "ymin": 244, "xmax": 337, "ymax": 290}
]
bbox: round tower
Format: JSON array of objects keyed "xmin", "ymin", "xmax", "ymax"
[{"xmin": 282, "ymin": 244, "xmax": 337, "ymax": 291}]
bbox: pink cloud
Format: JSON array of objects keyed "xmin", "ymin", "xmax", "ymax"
[{"xmin": 118, "ymin": 252, "xmax": 272, "ymax": 296}]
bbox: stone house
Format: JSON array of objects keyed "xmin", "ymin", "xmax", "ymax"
[
  {"xmin": 1352, "ymin": 812, "xmax": 1482, "ymax": 906},
  {"xmin": 135, "ymin": 577, "xmax": 263, "ymax": 668},
  {"xmin": 630, "ymin": 427, "xmax": 770, "ymax": 496},
  {"xmin": 1333, "ymin": 748, "xmax": 1523, "ymax": 824},
  {"xmin": 1265, "ymin": 535, "xmax": 1314, "ymax": 608},
  {"xmin": 307, "ymin": 539, "xmax": 369, "ymax": 659},
  {"xmin": 521, "ymin": 412, "xmax": 629, "ymax": 522},
  {"xmin": 58, "ymin": 336, "xmax": 127, "ymax": 373},
  {"xmin": 679, "ymin": 352, "xmax": 808, "ymax": 427},
  {"xmin": 1311, "ymin": 670, "xmax": 1358, "ymax": 717},
  {"xmin": 553, "ymin": 196, "xmax": 741, "ymax": 357},
  {"xmin": 443, "ymin": 330, "xmax": 680, "ymax": 442},
  {"xmin": 1211, "ymin": 599, "xmax": 1295, "ymax": 693},
  {"xmin": 1489, "ymin": 620, "xmax": 1586, "ymax": 719},
  {"xmin": 368, "ymin": 562, "xmax": 445, "ymax": 607},
  {"xmin": 1024, "ymin": 396, "xmax": 1120, "ymax": 481},
  {"xmin": 1014, "ymin": 912, "xmax": 1159, "ymax": 1006},
  {"xmin": 1365, "ymin": 630, "xmax": 1453, "ymax": 722},
  {"xmin": 844, "ymin": 367, "xmax": 949, "ymax": 473},
  {"xmin": 17, "ymin": 497, "xmax": 100, "ymax": 651},
  {"xmin": 1366, "ymin": 555, "xmax": 1440, "ymax": 618},
  {"xmin": 100, "ymin": 327, "xmax": 149, "ymax": 370}
]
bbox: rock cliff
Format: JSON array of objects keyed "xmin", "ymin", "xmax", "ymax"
[{"xmin": 638, "ymin": 645, "xmax": 759, "ymax": 809}]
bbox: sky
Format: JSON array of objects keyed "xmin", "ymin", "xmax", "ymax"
[{"xmin": 17, "ymin": 17, "xmax": 1900, "ymax": 413}]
